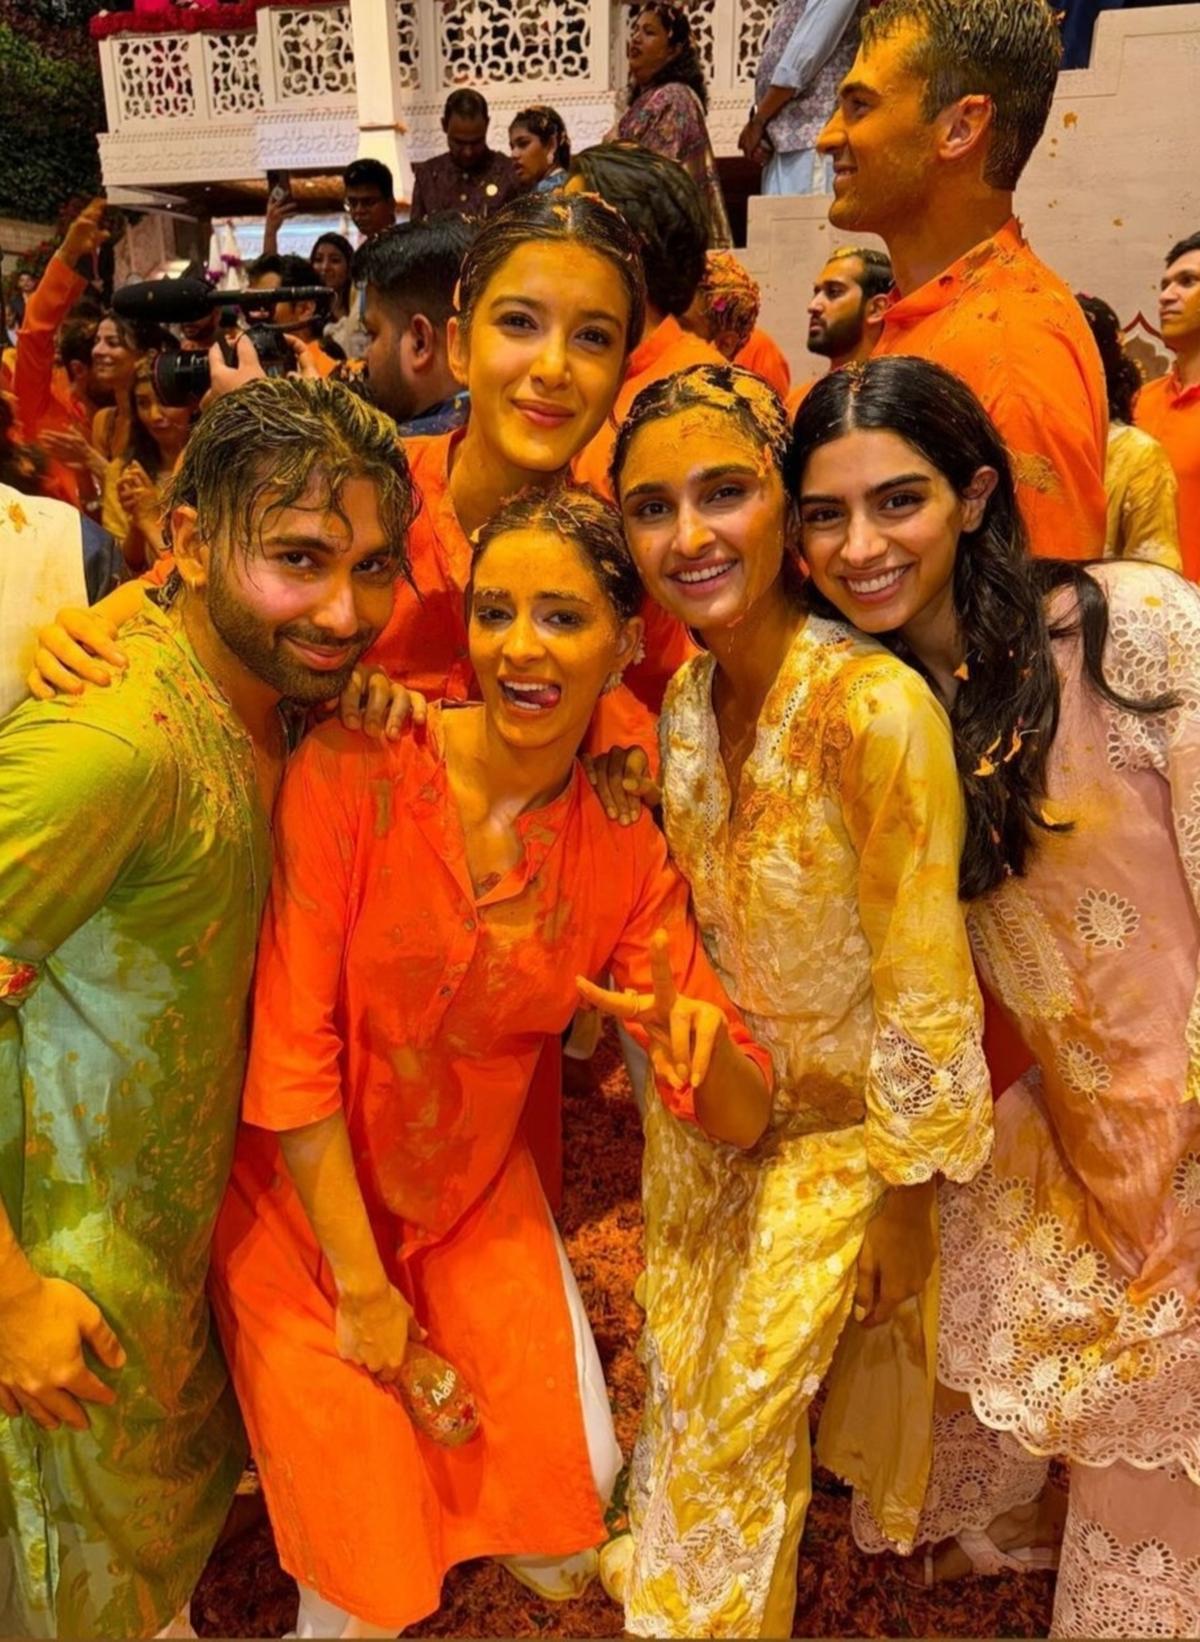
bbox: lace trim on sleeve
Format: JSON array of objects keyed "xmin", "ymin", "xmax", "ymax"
[{"xmin": 866, "ymin": 999, "xmax": 993, "ymax": 1184}]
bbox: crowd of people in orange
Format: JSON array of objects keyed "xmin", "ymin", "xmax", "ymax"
[{"xmin": 1, "ymin": 1, "xmax": 1199, "ymax": 1640}]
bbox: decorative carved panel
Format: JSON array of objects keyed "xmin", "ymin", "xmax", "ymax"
[
  {"xmin": 114, "ymin": 35, "xmax": 196, "ymax": 123},
  {"xmin": 736, "ymin": 0, "xmax": 776, "ymax": 82},
  {"xmin": 395, "ymin": 0, "xmax": 421, "ymax": 89},
  {"xmin": 440, "ymin": 0, "xmax": 591, "ymax": 86},
  {"xmin": 273, "ymin": 7, "xmax": 356, "ymax": 103},
  {"xmin": 204, "ymin": 31, "xmax": 263, "ymax": 115}
]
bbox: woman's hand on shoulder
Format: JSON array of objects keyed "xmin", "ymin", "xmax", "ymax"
[
  {"xmin": 582, "ymin": 744, "xmax": 661, "ymax": 826},
  {"xmin": 337, "ymin": 666, "xmax": 427, "ymax": 740}
]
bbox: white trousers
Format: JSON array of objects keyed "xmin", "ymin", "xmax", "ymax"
[{"xmin": 294, "ymin": 1208, "xmax": 620, "ymax": 1639}]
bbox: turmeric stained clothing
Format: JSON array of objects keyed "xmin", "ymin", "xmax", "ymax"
[
  {"xmin": 873, "ymin": 219, "xmax": 1108, "ymax": 560},
  {"xmin": 1135, "ymin": 370, "xmax": 1200, "ymax": 581},
  {"xmin": 734, "ymin": 328, "xmax": 792, "ymax": 399},
  {"xmin": 13, "ymin": 257, "xmax": 95, "ymax": 511},
  {"xmin": 209, "ymin": 706, "xmax": 771, "ymax": 1631},
  {"xmin": 626, "ymin": 616, "xmax": 990, "ymax": 1637},
  {"xmin": 0, "ymin": 601, "xmax": 271, "ymax": 1639},
  {"xmin": 1102, "ymin": 421, "xmax": 1182, "ymax": 571}
]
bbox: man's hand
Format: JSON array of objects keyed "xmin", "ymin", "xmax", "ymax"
[
  {"xmin": 338, "ymin": 668, "xmax": 427, "ymax": 740},
  {"xmin": 0, "ymin": 1265, "xmax": 126, "ymax": 1431},
  {"xmin": 582, "ymin": 744, "xmax": 661, "ymax": 826},
  {"xmin": 56, "ymin": 198, "xmax": 110, "ymax": 271},
  {"xmin": 202, "ymin": 331, "xmax": 266, "ymax": 405}
]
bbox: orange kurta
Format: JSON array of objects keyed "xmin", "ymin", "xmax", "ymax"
[
  {"xmin": 734, "ymin": 327, "xmax": 792, "ymax": 399},
  {"xmin": 14, "ymin": 258, "xmax": 94, "ymax": 511},
  {"xmin": 873, "ymin": 219, "xmax": 1108, "ymax": 560},
  {"xmin": 1135, "ymin": 370, "xmax": 1200, "ymax": 581},
  {"xmin": 209, "ymin": 707, "xmax": 770, "ymax": 1630}
]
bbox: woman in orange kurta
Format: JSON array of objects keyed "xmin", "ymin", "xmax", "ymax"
[{"xmin": 209, "ymin": 486, "xmax": 772, "ymax": 1637}]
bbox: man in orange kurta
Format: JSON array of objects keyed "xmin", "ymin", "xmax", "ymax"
[
  {"xmin": 209, "ymin": 709, "xmax": 772, "ymax": 1634},
  {"xmin": 1135, "ymin": 232, "xmax": 1200, "ymax": 582},
  {"xmin": 816, "ymin": 0, "xmax": 1107, "ymax": 559}
]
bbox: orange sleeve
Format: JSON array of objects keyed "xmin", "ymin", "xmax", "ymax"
[
  {"xmin": 582, "ymin": 681, "xmax": 660, "ymax": 775},
  {"xmin": 14, "ymin": 257, "xmax": 85, "ymax": 440},
  {"xmin": 605, "ymin": 816, "xmax": 774, "ymax": 1124},
  {"xmin": 571, "ymin": 422, "xmax": 618, "ymax": 501},
  {"xmin": 241, "ymin": 727, "xmax": 370, "ymax": 1132},
  {"xmin": 991, "ymin": 380, "xmax": 1106, "ymax": 560}
]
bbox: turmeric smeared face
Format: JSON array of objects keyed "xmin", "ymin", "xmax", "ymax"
[
  {"xmin": 453, "ymin": 241, "xmax": 631, "ymax": 474},
  {"xmin": 470, "ymin": 528, "xmax": 636, "ymax": 751},
  {"xmin": 619, "ymin": 409, "xmax": 787, "ymax": 635},
  {"xmin": 818, "ymin": 26, "xmax": 940, "ymax": 235},
  {"xmin": 797, "ymin": 428, "xmax": 990, "ymax": 635}
]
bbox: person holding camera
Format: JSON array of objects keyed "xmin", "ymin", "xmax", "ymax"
[{"xmin": 245, "ymin": 252, "xmax": 341, "ymax": 377}]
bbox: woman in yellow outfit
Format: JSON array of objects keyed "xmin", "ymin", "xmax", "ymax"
[{"xmin": 589, "ymin": 363, "xmax": 994, "ymax": 1637}]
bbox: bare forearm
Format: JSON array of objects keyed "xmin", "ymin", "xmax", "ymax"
[
  {"xmin": 694, "ymin": 1033, "xmax": 771, "ymax": 1149},
  {"xmin": 755, "ymin": 85, "xmax": 795, "ymax": 125},
  {"xmin": 278, "ymin": 1110, "xmax": 388, "ymax": 1299}
]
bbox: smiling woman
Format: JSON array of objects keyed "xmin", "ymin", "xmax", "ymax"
[
  {"xmin": 598, "ymin": 361, "xmax": 992, "ymax": 1639},
  {"xmin": 363, "ymin": 190, "xmax": 690, "ymax": 727}
]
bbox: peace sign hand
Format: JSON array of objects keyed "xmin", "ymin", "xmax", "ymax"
[{"xmin": 576, "ymin": 927, "xmax": 727, "ymax": 1091}]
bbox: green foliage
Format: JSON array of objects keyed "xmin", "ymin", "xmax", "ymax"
[{"xmin": 0, "ymin": 17, "xmax": 104, "ymax": 223}]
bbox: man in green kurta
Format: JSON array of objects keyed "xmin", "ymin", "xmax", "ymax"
[{"xmin": 0, "ymin": 377, "xmax": 414, "ymax": 1639}]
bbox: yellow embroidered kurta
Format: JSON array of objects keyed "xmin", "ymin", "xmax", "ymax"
[
  {"xmin": 1102, "ymin": 422, "xmax": 1182, "ymax": 570},
  {"xmin": 626, "ymin": 614, "xmax": 992, "ymax": 1638}
]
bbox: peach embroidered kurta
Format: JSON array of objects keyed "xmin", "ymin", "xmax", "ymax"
[
  {"xmin": 936, "ymin": 561, "xmax": 1200, "ymax": 1481},
  {"xmin": 210, "ymin": 707, "xmax": 771, "ymax": 1631}
]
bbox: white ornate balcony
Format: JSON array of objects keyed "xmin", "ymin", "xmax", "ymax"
[{"xmin": 96, "ymin": 0, "xmax": 774, "ymax": 194}]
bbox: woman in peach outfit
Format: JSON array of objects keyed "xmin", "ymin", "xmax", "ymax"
[{"xmin": 789, "ymin": 355, "xmax": 1200, "ymax": 1638}]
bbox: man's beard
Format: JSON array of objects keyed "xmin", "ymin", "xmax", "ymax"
[
  {"xmin": 807, "ymin": 304, "xmax": 866, "ymax": 360},
  {"xmin": 206, "ymin": 559, "xmax": 375, "ymax": 705}
]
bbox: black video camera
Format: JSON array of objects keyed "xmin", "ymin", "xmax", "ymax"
[{"xmin": 112, "ymin": 276, "xmax": 333, "ymax": 407}]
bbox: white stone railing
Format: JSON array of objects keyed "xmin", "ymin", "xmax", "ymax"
[{"xmin": 97, "ymin": 0, "xmax": 774, "ymax": 189}]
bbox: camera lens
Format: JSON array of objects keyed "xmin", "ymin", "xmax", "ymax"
[{"xmin": 152, "ymin": 349, "xmax": 210, "ymax": 408}]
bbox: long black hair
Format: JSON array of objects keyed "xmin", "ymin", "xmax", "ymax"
[
  {"xmin": 784, "ymin": 355, "xmax": 1176, "ymax": 899},
  {"xmin": 1076, "ymin": 293, "xmax": 1142, "ymax": 424},
  {"xmin": 631, "ymin": 3, "xmax": 709, "ymax": 112}
]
